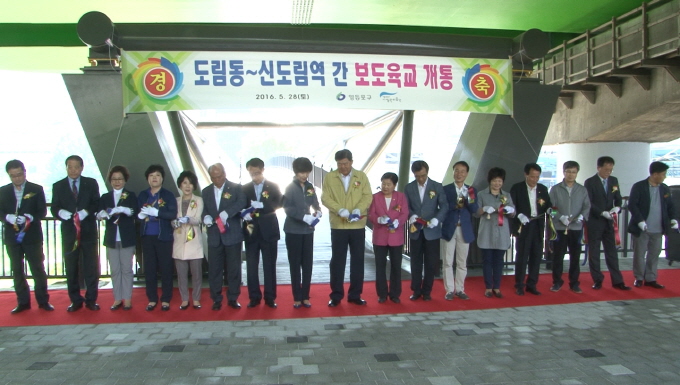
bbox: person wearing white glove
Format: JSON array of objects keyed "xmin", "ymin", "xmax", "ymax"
[
  {"xmin": 143, "ymin": 206, "xmax": 159, "ymax": 217},
  {"xmin": 302, "ymin": 214, "xmax": 315, "ymax": 225},
  {"xmin": 483, "ymin": 206, "xmax": 495, "ymax": 214},
  {"xmin": 338, "ymin": 208, "xmax": 350, "ymax": 218},
  {"xmin": 609, "ymin": 206, "xmax": 621, "ymax": 215},
  {"xmin": 601, "ymin": 211, "xmax": 612, "ymax": 220},
  {"xmin": 628, "ymin": 161, "xmax": 676, "ymax": 289},
  {"xmin": 250, "ymin": 200, "xmax": 264, "ymax": 209},
  {"xmin": 517, "ymin": 213, "xmax": 530, "ymax": 225},
  {"xmin": 548, "ymin": 161, "xmax": 591, "ymax": 293},
  {"xmin": 409, "ymin": 214, "xmax": 419, "ymax": 224},
  {"xmin": 503, "ymin": 206, "xmax": 515, "ymax": 215},
  {"xmin": 50, "ymin": 155, "xmax": 102, "ymax": 311},
  {"xmin": 672, "ymin": 219, "xmax": 679, "ymax": 230},
  {"xmin": 377, "ymin": 215, "xmax": 390, "ymax": 225},
  {"xmin": 1, "ymin": 159, "xmax": 52, "ymax": 312},
  {"xmin": 96, "ymin": 210, "xmax": 110, "ymax": 220},
  {"xmin": 203, "ymin": 215, "xmax": 213, "ymax": 226},
  {"xmin": 403, "ymin": 160, "xmax": 448, "ymax": 301}
]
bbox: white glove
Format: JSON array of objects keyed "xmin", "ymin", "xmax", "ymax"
[
  {"xmin": 144, "ymin": 207, "xmax": 159, "ymax": 217},
  {"xmin": 517, "ymin": 213, "xmax": 530, "ymax": 225},
  {"xmin": 671, "ymin": 219, "xmax": 678, "ymax": 230},
  {"xmin": 314, "ymin": 211, "xmax": 322, "ymax": 219},
  {"xmin": 219, "ymin": 211, "xmax": 228, "ymax": 223},
  {"xmin": 483, "ymin": 206, "xmax": 495, "ymax": 214},
  {"xmin": 16, "ymin": 216, "xmax": 26, "ymax": 225},
  {"xmin": 203, "ymin": 215, "xmax": 214, "ymax": 226},
  {"xmin": 560, "ymin": 215, "xmax": 570, "ymax": 227},
  {"xmin": 24, "ymin": 214, "xmax": 33, "ymax": 221},
  {"xmin": 601, "ymin": 211, "xmax": 612, "ymax": 220},
  {"xmin": 610, "ymin": 206, "xmax": 621, "ymax": 214},
  {"xmin": 109, "ymin": 206, "xmax": 122, "ymax": 215},
  {"xmin": 119, "ymin": 207, "xmax": 133, "ymax": 216},
  {"xmin": 503, "ymin": 206, "xmax": 515, "ymax": 215},
  {"xmin": 377, "ymin": 216, "xmax": 389, "ymax": 225},
  {"xmin": 178, "ymin": 216, "xmax": 190, "ymax": 224},
  {"xmin": 251, "ymin": 200, "xmax": 264, "ymax": 209},
  {"xmin": 427, "ymin": 218, "xmax": 439, "ymax": 228},
  {"xmin": 5, "ymin": 214, "xmax": 17, "ymax": 224},
  {"xmin": 409, "ymin": 214, "xmax": 419, "ymax": 224},
  {"xmin": 58, "ymin": 209, "xmax": 72, "ymax": 221},
  {"xmin": 137, "ymin": 211, "xmax": 148, "ymax": 220},
  {"xmin": 338, "ymin": 208, "xmax": 350, "ymax": 218},
  {"xmin": 96, "ymin": 210, "xmax": 109, "ymax": 220},
  {"xmin": 638, "ymin": 221, "xmax": 648, "ymax": 232},
  {"xmin": 77, "ymin": 209, "xmax": 88, "ymax": 221},
  {"xmin": 352, "ymin": 209, "xmax": 361, "ymax": 216},
  {"xmin": 243, "ymin": 212, "xmax": 253, "ymax": 221},
  {"xmin": 392, "ymin": 219, "xmax": 399, "ymax": 228},
  {"xmin": 303, "ymin": 214, "xmax": 315, "ymax": 225},
  {"xmin": 576, "ymin": 214, "xmax": 584, "ymax": 223}
]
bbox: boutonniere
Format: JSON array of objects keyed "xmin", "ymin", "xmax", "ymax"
[
  {"xmin": 120, "ymin": 192, "xmax": 128, "ymax": 200},
  {"xmin": 262, "ymin": 191, "xmax": 269, "ymax": 199},
  {"xmin": 354, "ymin": 181, "xmax": 361, "ymax": 188},
  {"xmin": 23, "ymin": 192, "xmax": 35, "ymax": 200},
  {"xmin": 537, "ymin": 198, "xmax": 546, "ymax": 207},
  {"xmin": 190, "ymin": 200, "xmax": 197, "ymax": 209},
  {"xmin": 499, "ymin": 195, "xmax": 508, "ymax": 205},
  {"xmin": 223, "ymin": 192, "xmax": 231, "ymax": 199},
  {"xmin": 157, "ymin": 198, "xmax": 166, "ymax": 207},
  {"xmin": 612, "ymin": 185, "xmax": 618, "ymax": 193},
  {"xmin": 306, "ymin": 188, "xmax": 315, "ymax": 196},
  {"xmin": 429, "ymin": 190, "xmax": 436, "ymax": 199},
  {"xmin": 392, "ymin": 204, "xmax": 401, "ymax": 212},
  {"xmin": 664, "ymin": 193, "xmax": 670, "ymax": 199}
]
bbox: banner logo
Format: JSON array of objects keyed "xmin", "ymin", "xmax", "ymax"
[
  {"xmin": 132, "ymin": 57, "xmax": 184, "ymax": 100},
  {"xmin": 462, "ymin": 64, "xmax": 502, "ymax": 105}
]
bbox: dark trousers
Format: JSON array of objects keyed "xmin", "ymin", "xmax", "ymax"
[
  {"xmin": 409, "ymin": 234, "xmax": 439, "ymax": 296},
  {"xmin": 374, "ymin": 245, "xmax": 402, "ymax": 299},
  {"xmin": 552, "ymin": 230, "xmax": 582, "ymax": 288},
  {"xmin": 514, "ymin": 221, "xmax": 542, "ymax": 290},
  {"xmin": 64, "ymin": 240, "xmax": 99, "ymax": 305},
  {"xmin": 245, "ymin": 237, "xmax": 278, "ymax": 301},
  {"xmin": 208, "ymin": 242, "xmax": 242, "ymax": 303},
  {"xmin": 588, "ymin": 225, "xmax": 624, "ymax": 285},
  {"xmin": 7, "ymin": 242, "xmax": 49, "ymax": 306},
  {"xmin": 286, "ymin": 233, "xmax": 314, "ymax": 302},
  {"xmin": 142, "ymin": 236, "xmax": 174, "ymax": 303},
  {"xmin": 329, "ymin": 229, "xmax": 365, "ymax": 301},
  {"xmin": 482, "ymin": 248, "xmax": 505, "ymax": 290}
]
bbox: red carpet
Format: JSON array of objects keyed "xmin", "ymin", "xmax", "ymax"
[{"xmin": 2, "ymin": 270, "xmax": 679, "ymax": 327}]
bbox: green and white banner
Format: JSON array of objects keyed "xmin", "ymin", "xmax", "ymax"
[{"xmin": 122, "ymin": 51, "xmax": 512, "ymax": 114}]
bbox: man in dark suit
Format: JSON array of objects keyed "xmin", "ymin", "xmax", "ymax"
[
  {"xmin": 584, "ymin": 156, "xmax": 631, "ymax": 290},
  {"xmin": 241, "ymin": 158, "xmax": 282, "ymax": 308},
  {"xmin": 51, "ymin": 155, "xmax": 101, "ymax": 311},
  {"xmin": 404, "ymin": 160, "xmax": 448, "ymax": 301},
  {"xmin": 0, "ymin": 160, "xmax": 53, "ymax": 313},
  {"xmin": 202, "ymin": 163, "xmax": 247, "ymax": 310},
  {"xmin": 627, "ymin": 161, "xmax": 678, "ymax": 288},
  {"xmin": 510, "ymin": 163, "xmax": 551, "ymax": 296}
]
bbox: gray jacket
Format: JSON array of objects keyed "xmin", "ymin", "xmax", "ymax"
[
  {"xmin": 548, "ymin": 181, "xmax": 591, "ymax": 230},
  {"xmin": 283, "ymin": 179, "xmax": 321, "ymax": 234}
]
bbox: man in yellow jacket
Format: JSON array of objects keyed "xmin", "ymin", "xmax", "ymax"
[{"xmin": 322, "ymin": 149, "xmax": 373, "ymax": 307}]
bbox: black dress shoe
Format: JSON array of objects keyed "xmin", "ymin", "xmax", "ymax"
[
  {"xmin": 347, "ymin": 298, "xmax": 367, "ymax": 305},
  {"xmin": 85, "ymin": 303, "xmax": 100, "ymax": 311},
  {"xmin": 212, "ymin": 302, "xmax": 222, "ymax": 311},
  {"xmin": 390, "ymin": 297, "xmax": 401, "ymax": 304},
  {"xmin": 515, "ymin": 288, "xmax": 525, "ymax": 296},
  {"xmin": 11, "ymin": 304, "xmax": 31, "ymax": 314},
  {"xmin": 644, "ymin": 281, "xmax": 665, "ymax": 289},
  {"xmin": 328, "ymin": 299, "xmax": 341, "ymax": 307},
  {"xmin": 67, "ymin": 303, "xmax": 83, "ymax": 312},
  {"xmin": 247, "ymin": 300, "xmax": 261, "ymax": 308},
  {"xmin": 634, "ymin": 280, "xmax": 643, "ymax": 287},
  {"xmin": 409, "ymin": 294, "xmax": 421, "ymax": 301},
  {"xmin": 146, "ymin": 303, "xmax": 157, "ymax": 311},
  {"xmin": 265, "ymin": 299, "xmax": 277, "ymax": 308},
  {"xmin": 38, "ymin": 303, "xmax": 54, "ymax": 311},
  {"xmin": 123, "ymin": 305, "xmax": 132, "ymax": 311},
  {"xmin": 526, "ymin": 287, "xmax": 541, "ymax": 295},
  {"xmin": 110, "ymin": 302, "xmax": 122, "ymax": 311},
  {"xmin": 227, "ymin": 300, "xmax": 241, "ymax": 309},
  {"xmin": 193, "ymin": 304, "xmax": 201, "ymax": 309},
  {"xmin": 161, "ymin": 304, "xmax": 170, "ymax": 311},
  {"xmin": 179, "ymin": 303, "xmax": 189, "ymax": 310},
  {"xmin": 613, "ymin": 283, "xmax": 632, "ymax": 291},
  {"xmin": 422, "ymin": 294, "xmax": 432, "ymax": 301},
  {"xmin": 378, "ymin": 297, "xmax": 387, "ymax": 303},
  {"xmin": 592, "ymin": 282, "xmax": 602, "ymax": 290}
]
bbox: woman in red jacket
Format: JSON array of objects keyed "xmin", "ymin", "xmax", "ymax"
[{"xmin": 368, "ymin": 172, "xmax": 409, "ymax": 303}]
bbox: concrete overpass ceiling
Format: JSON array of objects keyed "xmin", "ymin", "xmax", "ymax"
[{"xmin": 1, "ymin": 0, "xmax": 649, "ymax": 72}]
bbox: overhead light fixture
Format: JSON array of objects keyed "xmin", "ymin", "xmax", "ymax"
[{"xmin": 291, "ymin": 0, "xmax": 314, "ymax": 25}]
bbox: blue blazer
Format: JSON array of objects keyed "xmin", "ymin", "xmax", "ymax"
[
  {"xmin": 441, "ymin": 183, "xmax": 479, "ymax": 243},
  {"xmin": 404, "ymin": 178, "xmax": 448, "ymax": 241},
  {"xmin": 627, "ymin": 179, "xmax": 676, "ymax": 236}
]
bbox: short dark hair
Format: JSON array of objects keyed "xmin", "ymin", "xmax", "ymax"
[
  {"xmin": 65, "ymin": 155, "xmax": 83, "ymax": 167},
  {"xmin": 597, "ymin": 156, "xmax": 615, "ymax": 167},
  {"xmin": 487, "ymin": 167, "xmax": 506, "ymax": 183},
  {"xmin": 5, "ymin": 160, "xmax": 25, "ymax": 173},
  {"xmin": 381, "ymin": 172, "xmax": 398, "ymax": 185},
  {"xmin": 292, "ymin": 157, "xmax": 313, "ymax": 174},
  {"xmin": 411, "ymin": 160, "xmax": 429, "ymax": 173},
  {"xmin": 245, "ymin": 158, "xmax": 264, "ymax": 169},
  {"xmin": 177, "ymin": 170, "xmax": 199, "ymax": 189},
  {"xmin": 335, "ymin": 149, "xmax": 353, "ymax": 162},
  {"xmin": 108, "ymin": 165, "xmax": 130, "ymax": 182},
  {"xmin": 144, "ymin": 164, "xmax": 165, "ymax": 180},
  {"xmin": 563, "ymin": 161, "xmax": 580, "ymax": 172},
  {"xmin": 524, "ymin": 163, "xmax": 541, "ymax": 175},
  {"xmin": 452, "ymin": 161, "xmax": 469, "ymax": 172},
  {"xmin": 650, "ymin": 161, "xmax": 669, "ymax": 175}
]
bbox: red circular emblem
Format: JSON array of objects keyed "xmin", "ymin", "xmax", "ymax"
[
  {"xmin": 469, "ymin": 73, "xmax": 496, "ymax": 101},
  {"xmin": 143, "ymin": 67, "xmax": 175, "ymax": 98}
]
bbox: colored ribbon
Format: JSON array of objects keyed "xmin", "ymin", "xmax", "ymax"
[
  {"xmin": 409, "ymin": 217, "xmax": 429, "ymax": 233},
  {"xmin": 611, "ymin": 212, "xmax": 621, "ymax": 247},
  {"xmin": 581, "ymin": 222, "xmax": 589, "ymax": 266},
  {"xmin": 186, "ymin": 226, "xmax": 195, "ymax": 242},
  {"xmin": 215, "ymin": 217, "xmax": 227, "ymax": 234},
  {"xmin": 497, "ymin": 205, "xmax": 504, "ymax": 226},
  {"xmin": 347, "ymin": 213, "xmax": 364, "ymax": 223},
  {"xmin": 15, "ymin": 217, "xmax": 31, "ymax": 244},
  {"xmin": 385, "ymin": 218, "xmax": 397, "ymax": 233},
  {"xmin": 73, "ymin": 213, "xmax": 81, "ymax": 251}
]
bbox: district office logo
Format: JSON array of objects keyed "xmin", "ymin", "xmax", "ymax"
[
  {"xmin": 462, "ymin": 64, "xmax": 503, "ymax": 105},
  {"xmin": 132, "ymin": 57, "xmax": 183, "ymax": 100},
  {"xmin": 336, "ymin": 93, "xmax": 346, "ymax": 101},
  {"xmin": 380, "ymin": 92, "xmax": 397, "ymax": 98}
]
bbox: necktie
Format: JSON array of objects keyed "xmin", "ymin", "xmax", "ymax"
[
  {"xmin": 72, "ymin": 180, "xmax": 78, "ymax": 200},
  {"xmin": 603, "ymin": 179, "xmax": 608, "ymax": 193}
]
